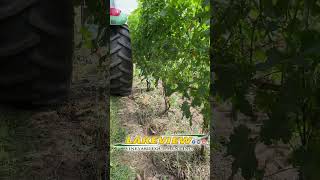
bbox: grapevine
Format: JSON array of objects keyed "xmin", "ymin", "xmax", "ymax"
[{"xmin": 129, "ymin": 0, "xmax": 211, "ymax": 131}]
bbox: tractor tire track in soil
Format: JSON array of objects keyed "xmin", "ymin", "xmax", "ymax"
[{"xmin": 111, "ymin": 69, "xmax": 210, "ymax": 180}]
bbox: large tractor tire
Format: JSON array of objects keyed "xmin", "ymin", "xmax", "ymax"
[
  {"xmin": 0, "ymin": 0, "xmax": 74, "ymax": 107},
  {"xmin": 110, "ymin": 25, "xmax": 133, "ymax": 96}
]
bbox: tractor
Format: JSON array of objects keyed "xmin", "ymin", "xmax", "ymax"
[
  {"xmin": 0, "ymin": 0, "xmax": 74, "ymax": 106},
  {"xmin": 109, "ymin": 0, "xmax": 133, "ymax": 96},
  {"xmin": 81, "ymin": 0, "xmax": 133, "ymax": 96},
  {"xmin": 0, "ymin": 0, "xmax": 133, "ymax": 107}
]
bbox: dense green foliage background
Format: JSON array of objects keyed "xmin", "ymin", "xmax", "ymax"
[
  {"xmin": 129, "ymin": 0, "xmax": 211, "ymax": 131},
  {"xmin": 212, "ymin": 0, "xmax": 320, "ymax": 179}
]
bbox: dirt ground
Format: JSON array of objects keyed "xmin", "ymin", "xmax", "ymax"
[
  {"xmin": 0, "ymin": 7, "xmax": 109, "ymax": 178},
  {"xmin": 111, "ymin": 71, "xmax": 210, "ymax": 180},
  {"xmin": 211, "ymin": 102, "xmax": 299, "ymax": 180},
  {"xmin": 0, "ymin": 47, "xmax": 108, "ymax": 180}
]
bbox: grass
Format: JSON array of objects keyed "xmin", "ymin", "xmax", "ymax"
[
  {"xmin": 108, "ymin": 69, "xmax": 210, "ymax": 179},
  {"xmin": 151, "ymin": 146, "xmax": 210, "ymax": 179},
  {"xmin": 110, "ymin": 97, "xmax": 136, "ymax": 180}
]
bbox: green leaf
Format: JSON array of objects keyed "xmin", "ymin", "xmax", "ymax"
[
  {"xmin": 181, "ymin": 101, "xmax": 192, "ymax": 123},
  {"xmin": 227, "ymin": 125, "xmax": 261, "ymax": 180},
  {"xmin": 291, "ymin": 141, "xmax": 320, "ymax": 180},
  {"xmin": 248, "ymin": 9, "xmax": 259, "ymax": 20}
]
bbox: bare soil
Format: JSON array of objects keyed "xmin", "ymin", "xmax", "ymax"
[
  {"xmin": 0, "ymin": 43, "xmax": 108, "ymax": 180},
  {"xmin": 0, "ymin": 7, "xmax": 109, "ymax": 180},
  {"xmin": 211, "ymin": 102, "xmax": 299, "ymax": 180}
]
